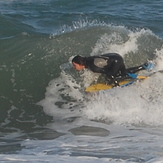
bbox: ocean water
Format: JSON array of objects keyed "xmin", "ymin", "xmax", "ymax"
[{"xmin": 1, "ymin": 0, "xmax": 163, "ymax": 162}]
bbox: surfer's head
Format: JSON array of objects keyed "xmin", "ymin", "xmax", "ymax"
[
  {"xmin": 72, "ymin": 55, "xmax": 86, "ymax": 65},
  {"xmin": 72, "ymin": 55, "xmax": 86, "ymax": 70}
]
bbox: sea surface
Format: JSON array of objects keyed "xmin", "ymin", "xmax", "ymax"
[{"xmin": 1, "ymin": 0, "xmax": 163, "ymax": 162}]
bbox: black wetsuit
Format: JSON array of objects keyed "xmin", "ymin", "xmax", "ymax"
[{"xmin": 85, "ymin": 53, "xmax": 146, "ymax": 86}]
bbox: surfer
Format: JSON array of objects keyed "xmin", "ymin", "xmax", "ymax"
[{"xmin": 72, "ymin": 53, "xmax": 152, "ymax": 87}]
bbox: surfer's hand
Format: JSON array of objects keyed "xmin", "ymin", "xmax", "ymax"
[
  {"xmin": 113, "ymin": 83, "xmax": 120, "ymax": 87},
  {"xmin": 113, "ymin": 80, "xmax": 120, "ymax": 87}
]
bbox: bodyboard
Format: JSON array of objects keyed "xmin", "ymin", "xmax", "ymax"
[{"xmin": 85, "ymin": 75, "xmax": 148, "ymax": 93}]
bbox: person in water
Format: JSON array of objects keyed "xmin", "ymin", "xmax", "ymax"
[{"xmin": 72, "ymin": 53, "xmax": 152, "ymax": 87}]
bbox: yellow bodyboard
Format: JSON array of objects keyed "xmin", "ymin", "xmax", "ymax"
[{"xmin": 85, "ymin": 75, "xmax": 148, "ymax": 93}]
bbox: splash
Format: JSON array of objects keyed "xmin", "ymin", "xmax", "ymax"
[
  {"xmin": 90, "ymin": 29, "xmax": 139, "ymax": 57},
  {"xmin": 38, "ymin": 71, "xmax": 84, "ymax": 121}
]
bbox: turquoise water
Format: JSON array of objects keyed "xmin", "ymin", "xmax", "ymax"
[{"xmin": 1, "ymin": 0, "xmax": 163, "ymax": 162}]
